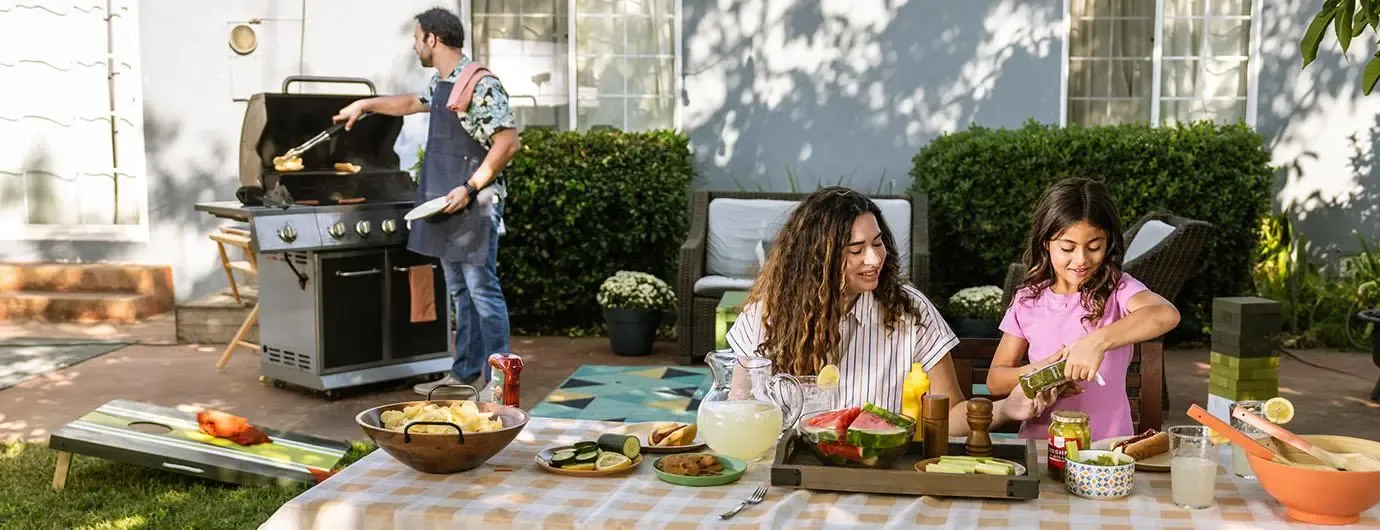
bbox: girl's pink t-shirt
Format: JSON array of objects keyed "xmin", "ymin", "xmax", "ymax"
[{"xmin": 999, "ymin": 273, "xmax": 1149, "ymax": 442}]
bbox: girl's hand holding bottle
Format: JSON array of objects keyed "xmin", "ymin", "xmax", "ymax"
[{"xmin": 1061, "ymin": 333, "xmax": 1108, "ymax": 383}]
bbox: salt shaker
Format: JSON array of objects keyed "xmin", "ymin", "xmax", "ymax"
[
  {"xmin": 965, "ymin": 398, "xmax": 993, "ymax": 457},
  {"xmin": 922, "ymin": 394, "xmax": 950, "ymax": 459}
]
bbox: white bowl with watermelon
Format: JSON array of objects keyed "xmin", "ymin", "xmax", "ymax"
[{"xmin": 797, "ymin": 403, "xmax": 916, "ymax": 468}]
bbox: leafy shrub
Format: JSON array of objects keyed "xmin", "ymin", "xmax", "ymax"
[
  {"xmin": 496, "ymin": 128, "xmax": 694, "ymax": 333},
  {"xmin": 909, "ymin": 120, "xmax": 1275, "ymax": 339},
  {"xmin": 947, "ymin": 286, "xmax": 1004, "ymax": 321},
  {"xmin": 1254, "ymin": 214, "xmax": 1376, "ymax": 349},
  {"xmin": 597, "ymin": 271, "xmax": 677, "ymax": 311}
]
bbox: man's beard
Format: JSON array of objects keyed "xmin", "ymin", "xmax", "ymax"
[{"xmin": 417, "ymin": 50, "xmax": 433, "ymax": 68}]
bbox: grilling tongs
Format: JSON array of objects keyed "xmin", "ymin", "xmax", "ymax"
[{"xmin": 280, "ymin": 112, "xmax": 374, "ymax": 161}]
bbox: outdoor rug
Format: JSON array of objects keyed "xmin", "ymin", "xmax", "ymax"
[
  {"xmin": 529, "ymin": 365, "xmax": 712, "ymax": 423},
  {"xmin": 0, "ymin": 338, "xmax": 131, "ymax": 390}
]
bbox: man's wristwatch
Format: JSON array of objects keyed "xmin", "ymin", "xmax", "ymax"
[{"xmin": 462, "ymin": 182, "xmax": 479, "ymax": 199}]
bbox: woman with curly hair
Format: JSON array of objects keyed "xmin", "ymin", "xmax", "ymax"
[
  {"xmin": 725, "ymin": 187, "xmax": 1057, "ymax": 436},
  {"xmin": 985, "ymin": 177, "xmax": 1180, "ymax": 441}
]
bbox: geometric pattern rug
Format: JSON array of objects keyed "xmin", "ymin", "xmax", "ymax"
[{"xmin": 528, "ymin": 365, "xmax": 712, "ymax": 423}]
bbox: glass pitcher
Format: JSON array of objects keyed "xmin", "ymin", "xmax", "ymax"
[{"xmin": 698, "ymin": 349, "xmax": 803, "ymax": 462}]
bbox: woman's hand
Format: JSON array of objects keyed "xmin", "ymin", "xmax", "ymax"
[
  {"xmin": 998, "ymin": 386, "xmax": 1059, "ymax": 422},
  {"xmin": 1062, "ymin": 334, "xmax": 1108, "ymax": 382}
]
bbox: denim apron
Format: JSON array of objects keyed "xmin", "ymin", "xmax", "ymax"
[{"xmin": 407, "ymin": 80, "xmax": 497, "ymax": 265}]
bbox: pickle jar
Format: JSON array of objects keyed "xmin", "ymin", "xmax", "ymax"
[
  {"xmin": 1020, "ymin": 358, "xmax": 1071, "ymax": 398},
  {"xmin": 1047, "ymin": 410, "xmax": 1091, "ymax": 481}
]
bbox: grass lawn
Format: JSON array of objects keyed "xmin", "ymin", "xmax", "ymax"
[{"xmin": 0, "ymin": 440, "xmax": 375, "ymax": 530}]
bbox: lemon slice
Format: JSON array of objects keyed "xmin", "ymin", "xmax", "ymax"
[
  {"xmin": 818, "ymin": 364, "xmax": 840, "ymax": 387},
  {"xmin": 595, "ymin": 451, "xmax": 632, "ymax": 471},
  {"xmin": 1206, "ymin": 427, "xmax": 1229, "ymax": 445},
  {"xmin": 1264, "ymin": 397, "xmax": 1294, "ymax": 424}
]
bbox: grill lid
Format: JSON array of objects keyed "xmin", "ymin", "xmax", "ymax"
[{"xmin": 239, "ymin": 76, "xmax": 406, "ymax": 191}]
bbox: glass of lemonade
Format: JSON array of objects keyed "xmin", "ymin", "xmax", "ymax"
[
  {"xmin": 794, "ymin": 376, "xmax": 839, "ymax": 422},
  {"xmin": 697, "ymin": 400, "xmax": 784, "ymax": 462},
  {"xmin": 1169, "ymin": 425, "xmax": 1219, "ymax": 509},
  {"xmin": 1229, "ymin": 400, "xmax": 1273, "ymax": 479}
]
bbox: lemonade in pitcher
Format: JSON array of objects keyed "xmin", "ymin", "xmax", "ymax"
[{"xmin": 697, "ymin": 400, "xmax": 784, "ymax": 461}]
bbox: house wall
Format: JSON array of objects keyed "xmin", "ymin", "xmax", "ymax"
[
  {"xmin": 1254, "ymin": 0, "xmax": 1380, "ymax": 264},
  {"xmin": 679, "ymin": 0, "xmax": 1065, "ymax": 193}
]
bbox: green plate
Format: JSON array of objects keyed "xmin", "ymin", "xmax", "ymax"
[{"xmin": 652, "ymin": 453, "xmax": 746, "ymax": 487}]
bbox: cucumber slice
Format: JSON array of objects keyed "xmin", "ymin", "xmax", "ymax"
[
  {"xmin": 598, "ymin": 433, "xmax": 641, "ymax": 459},
  {"xmin": 551, "ymin": 449, "xmax": 577, "ymax": 467},
  {"xmin": 975, "ymin": 462, "xmax": 1013, "ymax": 476},
  {"xmin": 575, "ymin": 449, "xmax": 599, "ymax": 463},
  {"xmin": 574, "ymin": 441, "xmax": 598, "ymax": 451}
]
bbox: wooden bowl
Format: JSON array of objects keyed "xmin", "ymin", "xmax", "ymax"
[
  {"xmin": 356, "ymin": 400, "xmax": 529, "ymax": 474},
  {"xmin": 1248, "ymin": 435, "xmax": 1380, "ymax": 525}
]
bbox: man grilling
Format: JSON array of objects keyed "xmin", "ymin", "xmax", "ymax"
[{"xmin": 333, "ymin": 7, "xmax": 519, "ymax": 398}]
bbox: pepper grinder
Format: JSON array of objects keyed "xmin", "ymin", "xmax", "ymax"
[
  {"xmin": 965, "ymin": 398, "xmax": 993, "ymax": 457},
  {"xmin": 921, "ymin": 394, "xmax": 950, "ymax": 459}
]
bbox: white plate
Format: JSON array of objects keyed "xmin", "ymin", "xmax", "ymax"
[
  {"xmin": 404, "ymin": 197, "xmax": 450, "ymax": 221},
  {"xmin": 608, "ymin": 422, "xmax": 707, "ymax": 454},
  {"xmin": 1092, "ymin": 436, "xmax": 1171, "ymax": 472}
]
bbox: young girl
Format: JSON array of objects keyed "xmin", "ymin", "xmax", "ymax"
[
  {"xmin": 726, "ymin": 186, "xmax": 1059, "ymax": 437},
  {"xmin": 986, "ymin": 178, "xmax": 1181, "ymax": 442}
]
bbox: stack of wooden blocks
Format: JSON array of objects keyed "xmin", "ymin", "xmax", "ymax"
[{"xmin": 1207, "ymin": 296, "xmax": 1283, "ymax": 419}]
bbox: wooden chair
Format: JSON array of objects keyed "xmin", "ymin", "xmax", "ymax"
[
  {"xmin": 949, "ymin": 338, "xmax": 1164, "ymax": 434},
  {"xmin": 209, "ymin": 227, "xmax": 259, "ymax": 371}
]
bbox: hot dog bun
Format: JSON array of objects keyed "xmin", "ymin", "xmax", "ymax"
[{"xmin": 1123, "ymin": 431, "xmax": 1169, "ymax": 460}]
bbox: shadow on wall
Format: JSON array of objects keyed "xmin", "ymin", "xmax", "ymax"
[
  {"xmin": 2, "ymin": 143, "xmax": 123, "ymax": 263},
  {"xmin": 681, "ymin": 0, "xmax": 1062, "ymax": 192},
  {"xmin": 1257, "ymin": 0, "xmax": 1380, "ymax": 263}
]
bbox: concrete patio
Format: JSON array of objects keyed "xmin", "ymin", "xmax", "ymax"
[{"xmin": 1, "ymin": 316, "xmax": 1377, "ymax": 443}]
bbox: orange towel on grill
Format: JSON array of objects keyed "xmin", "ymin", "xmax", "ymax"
[
  {"xmin": 410, "ymin": 265, "xmax": 437, "ymax": 323},
  {"xmin": 196, "ymin": 410, "xmax": 271, "ymax": 446}
]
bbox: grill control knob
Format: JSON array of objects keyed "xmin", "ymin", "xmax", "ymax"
[
  {"xmin": 381, "ymin": 218, "xmax": 397, "ymax": 234},
  {"xmin": 277, "ymin": 225, "xmax": 297, "ymax": 243},
  {"xmin": 328, "ymin": 222, "xmax": 346, "ymax": 239},
  {"xmin": 355, "ymin": 220, "xmax": 372, "ymax": 237}
]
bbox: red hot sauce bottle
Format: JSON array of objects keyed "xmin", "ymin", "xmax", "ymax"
[{"xmin": 488, "ymin": 353, "xmax": 524, "ymax": 408}]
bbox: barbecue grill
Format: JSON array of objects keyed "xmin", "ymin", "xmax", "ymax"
[{"xmin": 196, "ymin": 75, "xmax": 450, "ymax": 399}]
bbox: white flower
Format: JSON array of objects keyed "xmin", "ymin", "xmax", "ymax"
[
  {"xmin": 597, "ymin": 270, "xmax": 676, "ymax": 310},
  {"xmin": 948, "ymin": 285, "xmax": 1004, "ymax": 321}
]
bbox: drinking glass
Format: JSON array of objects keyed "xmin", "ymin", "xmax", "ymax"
[
  {"xmin": 1230, "ymin": 400, "xmax": 1271, "ymax": 479},
  {"xmin": 795, "ymin": 376, "xmax": 839, "ymax": 417},
  {"xmin": 1169, "ymin": 425, "xmax": 1219, "ymax": 509}
]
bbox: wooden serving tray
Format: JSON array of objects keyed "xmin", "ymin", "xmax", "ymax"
[{"xmin": 770, "ymin": 434, "xmax": 1041, "ymax": 500}]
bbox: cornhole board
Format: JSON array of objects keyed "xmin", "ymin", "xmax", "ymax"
[{"xmin": 47, "ymin": 399, "xmax": 349, "ymax": 489}]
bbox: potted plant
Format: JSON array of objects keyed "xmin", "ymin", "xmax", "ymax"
[
  {"xmin": 946, "ymin": 285, "xmax": 1004, "ymax": 339},
  {"xmin": 598, "ymin": 271, "xmax": 677, "ymax": 356}
]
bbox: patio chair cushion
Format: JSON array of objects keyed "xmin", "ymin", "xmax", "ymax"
[
  {"xmin": 1125, "ymin": 219, "xmax": 1176, "ymax": 262},
  {"xmin": 693, "ymin": 275, "xmax": 756, "ymax": 297},
  {"xmin": 705, "ymin": 197, "xmax": 913, "ymax": 279}
]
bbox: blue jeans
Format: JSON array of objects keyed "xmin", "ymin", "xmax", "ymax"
[{"xmin": 440, "ymin": 201, "xmax": 510, "ymax": 382}]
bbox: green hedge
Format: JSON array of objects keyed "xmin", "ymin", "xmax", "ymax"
[
  {"xmin": 497, "ymin": 128, "xmax": 694, "ymax": 333},
  {"xmin": 908, "ymin": 120, "xmax": 1275, "ymax": 337}
]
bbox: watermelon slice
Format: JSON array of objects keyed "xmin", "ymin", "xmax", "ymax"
[
  {"xmin": 862, "ymin": 403, "xmax": 915, "ymax": 428},
  {"xmin": 817, "ymin": 441, "xmax": 864, "ymax": 462},
  {"xmin": 845, "ymin": 411, "xmax": 910, "ymax": 448},
  {"xmin": 801, "ymin": 406, "xmax": 861, "ymax": 442}
]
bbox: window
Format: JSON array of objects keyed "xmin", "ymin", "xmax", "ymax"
[
  {"xmin": 1065, "ymin": 0, "xmax": 1257, "ymax": 127},
  {"xmin": 0, "ymin": 0, "xmax": 148, "ymax": 240},
  {"xmin": 470, "ymin": 0, "xmax": 678, "ymax": 131}
]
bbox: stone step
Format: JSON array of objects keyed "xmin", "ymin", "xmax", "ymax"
[
  {"xmin": 0, "ymin": 291, "xmax": 169, "ymax": 323},
  {"xmin": 175, "ymin": 287, "xmax": 258, "ymax": 344},
  {"xmin": 0, "ymin": 262, "xmax": 173, "ymax": 296}
]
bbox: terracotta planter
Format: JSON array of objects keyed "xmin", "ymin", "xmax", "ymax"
[{"xmin": 604, "ymin": 308, "xmax": 661, "ymax": 356}]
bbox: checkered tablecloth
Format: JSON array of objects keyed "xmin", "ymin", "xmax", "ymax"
[{"xmin": 259, "ymin": 417, "xmax": 1380, "ymax": 529}]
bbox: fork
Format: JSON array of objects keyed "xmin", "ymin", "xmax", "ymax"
[{"xmin": 719, "ymin": 485, "xmax": 768, "ymax": 520}]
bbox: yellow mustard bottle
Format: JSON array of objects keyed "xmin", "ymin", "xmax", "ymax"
[{"xmin": 902, "ymin": 363, "xmax": 930, "ymax": 441}]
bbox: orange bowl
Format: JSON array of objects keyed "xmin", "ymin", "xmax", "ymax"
[{"xmin": 1248, "ymin": 435, "xmax": 1380, "ymax": 526}]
